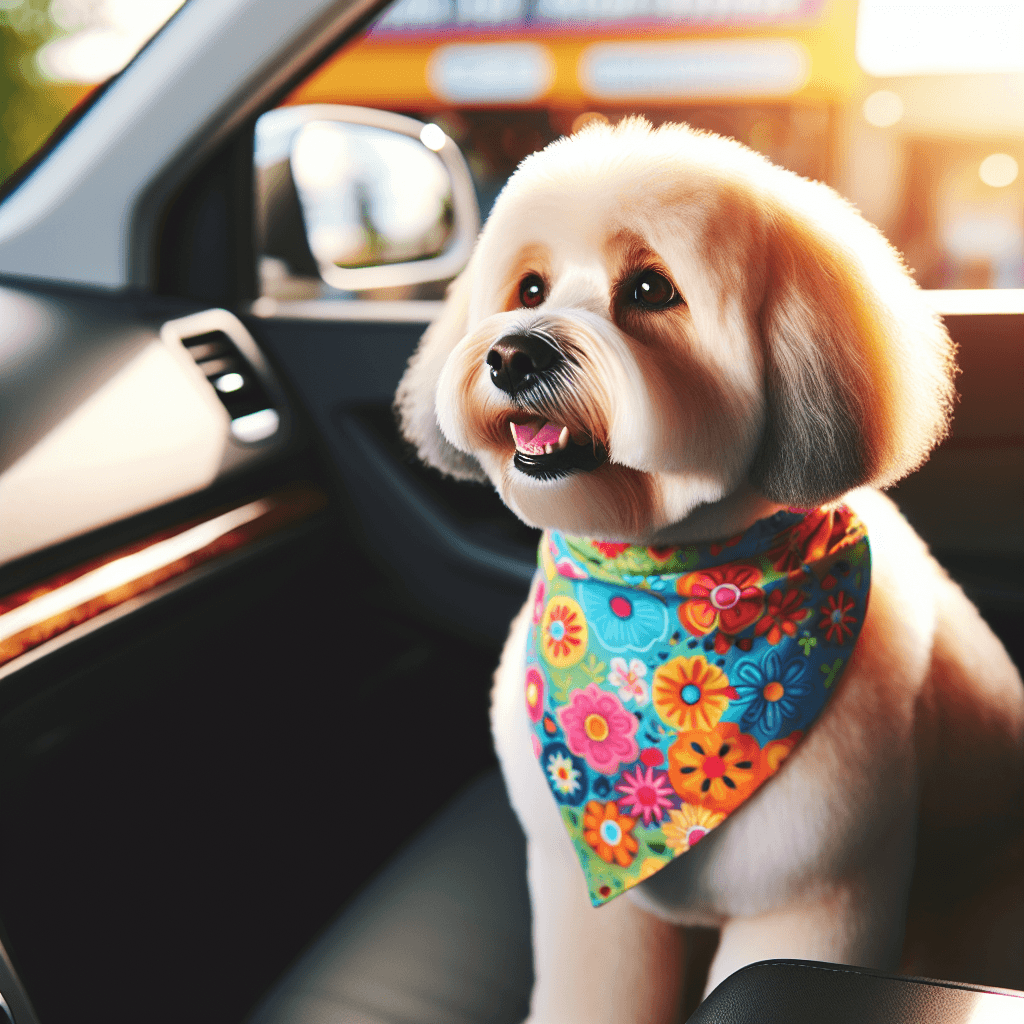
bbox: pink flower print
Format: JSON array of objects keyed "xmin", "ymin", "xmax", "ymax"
[
  {"xmin": 531, "ymin": 581, "xmax": 546, "ymax": 624},
  {"xmin": 609, "ymin": 657, "xmax": 649, "ymax": 707},
  {"xmin": 556, "ymin": 557, "xmax": 588, "ymax": 580},
  {"xmin": 525, "ymin": 665, "xmax": 546, "ymax": 723},
  {"xmin": 557, "ymin": 683, "xmax": 639, "ymax": 774},
  {"xmin": 616, "ymin": 765, "xmax": 675, "ymax": 825}
]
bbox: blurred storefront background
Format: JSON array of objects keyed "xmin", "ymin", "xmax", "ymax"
[{"xmin": 3, "ymin": 0, "xmax": 1021, "ymax": 292}]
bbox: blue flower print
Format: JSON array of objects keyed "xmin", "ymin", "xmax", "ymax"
[
  {"xmin": 622, "ymin": 573, "xmax": 669, "ymax": 592},
  {"xmin": 542, "ymin": 742, "xmax": 589, "ymax": 806},
  {"xmin": 731, "ymin": 650, "xmax": 812, "ymax": 743},
  {"xmin": 577, "ymin": 583, "xmax": 669, "ymax": 653}
]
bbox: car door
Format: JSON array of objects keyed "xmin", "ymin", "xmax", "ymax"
[{"xmin": 0, "ymin": 2, "xmax": 1020, "ymax": 1023}]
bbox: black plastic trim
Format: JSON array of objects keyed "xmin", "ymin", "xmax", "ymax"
[{"xmin": 689, "ymin": 959, "xmax": 1024, "ymax": 1024}]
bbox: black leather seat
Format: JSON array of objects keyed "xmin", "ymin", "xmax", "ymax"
[
  {"xmin": 248, "ymin": 771, "xmax": 533, "ymax": 1024},
  {"xmin": 249, "ymin": 769, "xmax": 1023, "ymax": 1024}
]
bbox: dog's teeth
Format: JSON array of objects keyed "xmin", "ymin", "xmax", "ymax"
[
  {"xmin": 544, "ymin": 443, "xmax": 552, "ymax": 454},
  {"xmin": 557, "ymin": 426, "xmax": 569, "ymax": 451}
]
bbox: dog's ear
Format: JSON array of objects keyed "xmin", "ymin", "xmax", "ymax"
[
  {"xmin": 395, "ymin": 264, "xmax": 488, "ymax": 481},
  {"xmin": 749, "ymin": 186, "xmax": 955, "ymax": 507}
]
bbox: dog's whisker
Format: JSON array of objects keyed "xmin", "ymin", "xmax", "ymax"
[{"xmin": 530, "ymin": 328, "xmax": 561, "ymax": 351}]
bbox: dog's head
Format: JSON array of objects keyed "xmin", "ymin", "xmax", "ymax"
[{"xmin": 396, "ymin": 118, "xmax": 954, "ymax": 543}]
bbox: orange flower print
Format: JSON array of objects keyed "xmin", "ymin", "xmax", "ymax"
[
  {"xmin": 652, "ymin": 656, "xmax": 738, "ymax": 732},
  {"xmin": 540, "ymin": 595, "xmax": 588, "ymax": 667},
  {"xmin": 770, "ymin": 509, "xmax": 857, "ymax": 574},
  {"xmin": 663, "ymin": 804, "xmax": 726, "ymax": 853},
  {"xmin": 819, "ymin": 591, "xmax": 857, "ymax": 644},
  {"xmin": 676, "ymin": 564, "xmax": 764, "ymax": 645},
  {"xmin": 761, "ymin": 731, "xmax": 803, "ymax": 778},
  {"xmin": 667, "ymin": 722, "xmax": 761, "ymax": 813},
  {"xmin": 593, "ymin": 540, "xmax": 630, "ymax": 559},
  {"xmin": 583, "ymin": 800, "xmax": 638, "ymax": 867},
  {"xmin": 754, "ymin": 588, "xmax": 810, "ymax": 645}
]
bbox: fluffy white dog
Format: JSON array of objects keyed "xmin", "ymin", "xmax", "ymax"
[{"xmin": 397, "ymin": 118, "xmax": 1023, "ymax": 1020}]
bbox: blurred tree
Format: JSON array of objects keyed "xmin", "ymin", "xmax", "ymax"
[{"xmin": 0, "ymin": 0, "xmax": 75, "ymax": 187}]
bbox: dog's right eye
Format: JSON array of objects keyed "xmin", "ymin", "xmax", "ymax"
[
  {"xmin": 632, "ymin": 270, "xmax": 679, "ymax": 309},
  {"xmin": 518, "ymin": 274, "xmax": 546, "ymax": 308}
]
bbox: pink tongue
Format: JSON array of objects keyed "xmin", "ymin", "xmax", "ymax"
[{"xmin": 513, "ymin": 421, "xmax": 563, "ymax": 454}]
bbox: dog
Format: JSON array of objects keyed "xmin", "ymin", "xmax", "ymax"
[{"xmin": 396, "ymin": 117, "xmax": 1024, "ymax": 1020}]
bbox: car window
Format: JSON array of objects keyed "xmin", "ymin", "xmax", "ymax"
[
  {"xmin": 0, "ymin": 0, "xmax": 188, "ymax": 189},
  {"xmin": 256, "ymin": 0, "xmax": 1023, "ymax": 303}
]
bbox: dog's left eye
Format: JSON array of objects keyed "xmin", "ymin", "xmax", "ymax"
[
  {"xmin": 632, "ymin": 270, "xmax": 680, "ymax": 309},
  {"xmin": 519, "ymin": 274, "xmax": 546, "ymax": 308}
]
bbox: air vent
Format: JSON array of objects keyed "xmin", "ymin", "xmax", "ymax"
[{"xmin": 181, "ymin": 330, "xmax": 279, "ymax": 443}]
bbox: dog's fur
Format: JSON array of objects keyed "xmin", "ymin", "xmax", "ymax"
[{"xmin": 397, "ymin": 118, "xmax": 1024, "ymax": 1019}]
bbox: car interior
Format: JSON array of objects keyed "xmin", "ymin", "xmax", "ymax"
[{"xmin": 0, "ymin": 0, "xmax": 1020, "ymax": 1021}]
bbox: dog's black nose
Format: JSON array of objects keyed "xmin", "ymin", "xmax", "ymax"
[{"xmin": 486, "ymin": 333, "xmax": 559, "ymax": 395}]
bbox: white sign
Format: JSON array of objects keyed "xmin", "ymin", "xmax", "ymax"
[
  {"xmin": 376, "ymin": 0, "xmax": 810, "ymax": 30},
  {"xmin": 536, "ymin": 0, "xmax": 805, "ymax": 22},
  {"xmin": 428, "ymin": 43, "xmax": 555, "ymax": 103},
  {"xmin": 580, "ymin": 38, "xmax": 809, "ymax": 99}
]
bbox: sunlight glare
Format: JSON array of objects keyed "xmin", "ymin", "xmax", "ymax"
[
  {"xmin": 862, "ymin": 90, "xmax": 903, "ymax": 128},
  {"xmin": 856, "ymin": 0, "xmax": 1024, "ymax": 76},
  {"xmin": 979, "ymin": 154, "xmax": 1019, "ymax": 189},
  {"xmin": 39, "ymin": 0, "xmax": 187, "ymax": 83},
  {"xmin": 419, "ymin": 123, "xmax": 447, "ymax": 151}
]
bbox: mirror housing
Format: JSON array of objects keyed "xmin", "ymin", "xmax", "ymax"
[{"xmin": 255, "ymin": 104, "xmax": 480, "ymax": 294}]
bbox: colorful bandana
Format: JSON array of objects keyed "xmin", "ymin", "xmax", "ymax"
[{"xmin": 523, "ymin": 507, "xmax": 870, "ymax": 907}]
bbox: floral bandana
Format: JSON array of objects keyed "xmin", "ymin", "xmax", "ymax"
[{"xmin": 523, "ymin": 506, "xmax": 870, "ymax": 907}]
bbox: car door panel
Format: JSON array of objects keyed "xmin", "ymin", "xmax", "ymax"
[
  {"xmin": 246, "ymin": 306, "xmax": 1024, "ymax": 663},
  {"xmin": 885, "ymin": 309, "xmax": 1024, "ymax": 668},
  {"xmin": 246, "ymin": 312, "xmax": 540, "ymax": 644}
]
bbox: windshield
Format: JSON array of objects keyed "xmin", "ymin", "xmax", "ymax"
[{"xmin": 0, "ymin": 0, "xmax": 187, "ymax": 189}]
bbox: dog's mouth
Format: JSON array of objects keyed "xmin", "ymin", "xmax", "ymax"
[{"xmin": 509, "ymin": 416, "xmax": 607, "ymax": 479}]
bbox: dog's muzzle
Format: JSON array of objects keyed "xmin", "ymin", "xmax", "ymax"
[
  {"xmin": 486, "ymin": 332, "xmax": 560, "ymax": 396},
  {"xmin": 486, "ymin": 331, "xmax": 607, "ymax": 479}
]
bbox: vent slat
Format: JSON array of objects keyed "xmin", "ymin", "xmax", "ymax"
[{"xmin": 180, "ymin": 330, "xmax": 277, "ymax": 440}]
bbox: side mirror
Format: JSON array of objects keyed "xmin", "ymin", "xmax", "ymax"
[{"xmin": 255, "ymin": 105, "xmax": 480, "ymax": 294}]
